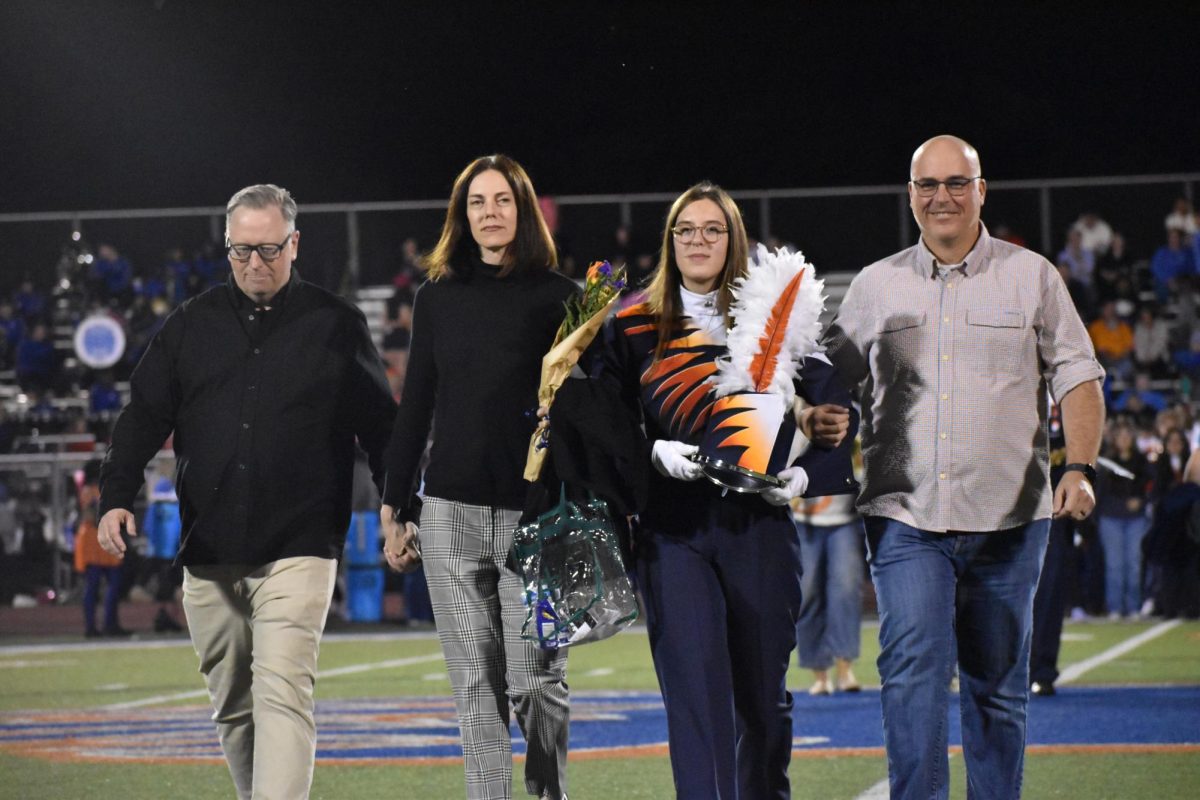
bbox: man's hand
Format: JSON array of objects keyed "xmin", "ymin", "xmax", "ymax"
[
  {"xmin": 799, "ymin": 404, "xmax": 850, "ymax": 448},
  {"xmin": 1052, "ymin": 472, "xmax": 1096, "ymax": 521},
  {"xmin": 381, "ymin": 505, "xmax": 422, "ymax": 573},
  {"xmin": 97, "ymin": 509, "xmax": 136, "ymax": 557}
]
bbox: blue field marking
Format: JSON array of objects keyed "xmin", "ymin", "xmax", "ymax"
[{"xmin": 0, "ymin": 687, "xmax": 1197, "ymax": 764}]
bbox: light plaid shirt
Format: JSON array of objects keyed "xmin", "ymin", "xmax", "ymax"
[{"xmin": 823, "ymin": 224, "xmax": 1105, "ymax": 533}]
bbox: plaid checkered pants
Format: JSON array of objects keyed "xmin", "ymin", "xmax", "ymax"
[{"xmin": 421, "ymin": 496, "xmax": 570, "ymax": 800}]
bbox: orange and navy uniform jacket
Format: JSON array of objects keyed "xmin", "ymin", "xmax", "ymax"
[{"xmin": 597, "ymin": 300, "xmax": 859, "ymax": 530}]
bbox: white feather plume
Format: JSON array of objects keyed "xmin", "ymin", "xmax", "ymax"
[{"xmin": 710, "ymin": 244, "xmax": 825, "ymax": 407}]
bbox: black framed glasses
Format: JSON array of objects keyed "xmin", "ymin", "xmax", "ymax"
[
  {"xmin": 225, "ymin": 234, "xmax": 293, "ymax": 262},
  {"xmin": 671, "ymin": 223, "xmax": 729, "ymax": 243},
  {"xmin": 910, "ymin": 177, "xmax": 982, "ymax": 198}
]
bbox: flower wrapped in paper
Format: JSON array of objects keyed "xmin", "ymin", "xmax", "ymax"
[
  {"xmin": 694, "ymin": 244, "xmax": 826, "ymax": 492},
  {"xmin": 523, "ymin": 260, "xmax": 626, "ymax": 482}
]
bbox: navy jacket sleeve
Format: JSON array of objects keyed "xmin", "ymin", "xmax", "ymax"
[{"xmin": 793, "ymin": 353, "xmax": 860, "ymax": 498}]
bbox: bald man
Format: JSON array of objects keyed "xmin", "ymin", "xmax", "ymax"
[{"xmin": 822, "ymin": 136, "xmax": 1105, "ymax": 799}]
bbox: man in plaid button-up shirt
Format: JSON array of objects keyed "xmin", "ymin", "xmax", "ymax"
[{"xmin": 823, "ymin": 135, "xmax": 1105, "ymax": 800}]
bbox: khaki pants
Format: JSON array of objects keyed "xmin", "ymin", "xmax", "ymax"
[{"xmin": 183, "ymin": 556, "xmax": 337, "ymax": 800}]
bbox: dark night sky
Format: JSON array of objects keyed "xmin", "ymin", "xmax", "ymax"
[{"xmin": 1, "ymin": 1, "xmax": 1197, "ymax": 214}]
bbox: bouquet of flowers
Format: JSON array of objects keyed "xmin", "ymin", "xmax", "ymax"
[{"xmin": 523, "ymin": 260, "xmax": 626, "ymax": 481}]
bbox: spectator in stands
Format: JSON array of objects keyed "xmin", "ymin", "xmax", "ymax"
[
  {"xmin": 13, "ymin": 280, "xmax": 46, "ymax": 322},
  {"xmin": 1058, "ymin": 263, "xmax": 1096, "ymax": 322},
  {"xmin": 1133, "ymin": 304, "xmax": 1173, "ymax": 377},
  {"xmin": 1072, "ymin": 212, "xmax": 1114, "ymax": 256},
  {"xmin": 1088, "ymin": 300, "xmax": 1134, "ymax": 379},
  {"xmin": 992, "ymin": 223, "xmax": 1027, "ymax": 248},
  {"xmin": 1113, "ymin": 372, "xmax": 1170, "ymax": 427},
  {"xmin": 0, "ymin": 300, "xmax": 23, "ymax": 369},
  {"xmin": 0, "ymin": 406, "xmax": 16, "ymax": 454},
  {"xmin": 164, "ymin": 248, "xmax": 193, "ymax": 305},
  {"xmin": 1097, "ymin": 421, "xmax": 1153, "ymax": 619},
  {"xmin": 89, "ymin": 370, "xmax": 123, "ymax": 416},
  {"xmin": 15, "ymin": 322, "xmax": 56, "ymax": 392},
  {"xmin": 1094, "ymin": 233, "xmax": 1136, "ymax": 305},
  {"xmin": 1059, "ymin": 228, "xmax": 1096, "ymax": 288},
  {"xmin": 91, "ymin": 244, "xmax": 133, "ymax": 303},
  {"xmin": 1151, "ymin": 228, "xmax": 1195, "ymax": 302},
  {"xmin": 1165, "ymin": 198, "xmax": 1197, "ymax": 235}
]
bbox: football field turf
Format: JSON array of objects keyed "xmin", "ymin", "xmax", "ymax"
[{"xmin": 1, "ymin": 620, "xmax": 1197, "ymax": 798}]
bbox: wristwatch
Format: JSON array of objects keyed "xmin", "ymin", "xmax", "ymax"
[{"xmin": 1062, "ymin": 462, "xmax": 1097, "ymax": 484}]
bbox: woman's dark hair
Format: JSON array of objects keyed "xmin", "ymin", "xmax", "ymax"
[{"xmin": 423, "ymin": 154, "xmax": 557, "ymax": 280}]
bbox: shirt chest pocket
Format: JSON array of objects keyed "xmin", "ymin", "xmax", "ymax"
[{"xmin": 965, "ymin": 308, "xmax": 1027, "ymax": 376}]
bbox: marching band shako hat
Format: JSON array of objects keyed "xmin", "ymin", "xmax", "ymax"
[
  {"xmin": 695, "ymin": 392, "xmax": 794, "ymax": 492},
  {"xmin": 697, "ymin": 244, "xmax": 825, "ymax": 493}
]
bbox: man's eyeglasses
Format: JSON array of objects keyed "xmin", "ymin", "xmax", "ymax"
[
  {"xmin": 910, "ymin": 177, "xmax": 982, "ymax": 198},
  {"xmin": 671, "ymin": 224, "xmax": 729, "ymax": 244},
  {"xmin": 225, "ymin": 234, "xmax": 293, "ymax": 263}
]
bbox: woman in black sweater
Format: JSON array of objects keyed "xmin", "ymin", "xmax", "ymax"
[{"xmin": 381, "ymin": 155, "xmax": 576, "ymax": 800}]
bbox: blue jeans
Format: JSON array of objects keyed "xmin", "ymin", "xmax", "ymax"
[
  {"xmin": 795, "ymin": 520, "xmax": 864, "ymax": 669},
  {"xmin": 865, "ymin": 516, "xmax": 1050, "ymax": 800},
  {"xmin": 1097, "ymin": 514, "xmax": 1149, "ymax": 616}
]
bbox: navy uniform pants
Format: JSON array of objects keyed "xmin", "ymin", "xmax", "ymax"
[{"xmin": 638, "ymin": 499, "xmax": 802, "ymax": 799}]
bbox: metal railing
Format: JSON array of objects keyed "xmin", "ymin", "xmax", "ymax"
[{"xmin": 1, "ymin": 173, "xmax": 1195, "ymax": 291}]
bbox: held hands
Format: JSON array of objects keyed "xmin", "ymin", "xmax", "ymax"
[
  {"xmin": 97, "ymin": 509, "xmax": 137, "ymax": 557},
  {"xmin": 762, "ymin": 466, "xmax": 810, "ymax": 507},
  {"xmin": 1052, "ymin": 472, "xmax": 1096, "ymax": 521},
  {"xmin": 651, "ymin": 440, "xmax": 703, "ymax": 482},
  {"xmin": 799, "ymin": 404, "xmax": 851, "ymax": 448},
  {"xmin": 381, "ymin": 505, "xmax": 422, "ymax": 574}
]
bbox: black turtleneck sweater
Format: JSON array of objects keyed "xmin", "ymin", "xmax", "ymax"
[{"xmin": 383, "ymin": 261, "xmax": 578, "ymax": 521}]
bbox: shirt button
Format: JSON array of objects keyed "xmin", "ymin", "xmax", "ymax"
[
  {"xmin": 248, "ymin": 385, "xmax": 257, "ymax": 390},
  {"xmin": 941, "ymin": 393, "xmax": 949, "ymax": 400},
  {"xmin": 943, "ymin": 316, "xmax": 950, "ymax": 323},
  {"xmin": 947, "ymin": 283, "xmax": 954, "ymax": 289},
  {"xmin": 253, "ymin": 348, "xmax": 261, "ymax": 354},
  {"xmin": 238, "ymin": 463, "xmax": 247, "ymax": 470},
  {"xmin": 939, "ymin": 472, "xmax": 947, "ymax": 479},
  {"xmin": 242, "ymin": 422, "xmax": 250, "ymax": 429},
  {"xmin": 248, "ymin": 314, "xmax": 255, "ymax": 320},
  {"xmin": 940, "ymin": 432, "xmax": 947, "ymax": 439},
  {"xmin": 942, "ymin": 354, "xmax": 950, "ymax": 361}
]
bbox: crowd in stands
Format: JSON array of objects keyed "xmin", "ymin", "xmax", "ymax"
[{"xmin": 2, "ymin": 198, "xmax": 1200, "ymax": 622}]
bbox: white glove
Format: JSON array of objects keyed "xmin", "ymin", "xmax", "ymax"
[
  {"xmin": 762, "ymin": 466, "xmax": 809, "ymax": 506},
  {"xmin": 651, "ymin": 440, "xmax": 703, "ymax": 482}
]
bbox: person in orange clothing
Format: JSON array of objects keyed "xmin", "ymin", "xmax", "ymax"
[
  {"xmin": 74, "ymin": 459, "xmax": 129, "ymax": 637},
  {"xmin": 1087, "ymin": 300, "xmax": 1134, "ymax": 380}
]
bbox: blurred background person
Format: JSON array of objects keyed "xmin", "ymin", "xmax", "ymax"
[
  {"xmin": 1095, "ymin": 421, "xmax": 1153, "ymax": 618},
  {"xmin": 73, "ymin": 459, "xmax": 129, "ymax": 637},
  {"xmin": 792, "ymin": 491, "xmax": 864, "ymax": 696}
]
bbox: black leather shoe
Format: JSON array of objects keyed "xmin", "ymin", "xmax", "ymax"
[
  {"xmin": 1030, "ymin": 681, "xmax": 1056, "ymax": 696},
  {"xmin": 154, "ymin": 610, "xmax": 183, "ymax": 632},
  {"xmin": 103, "ymin": 626, "xmax": 134, "ymax": 638}
]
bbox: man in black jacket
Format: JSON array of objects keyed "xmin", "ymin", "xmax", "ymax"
[{"xmin": 97, "ymin": 184, "xmax": 395, "ymax": 799}]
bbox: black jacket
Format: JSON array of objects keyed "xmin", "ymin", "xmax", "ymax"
[{"xmin": 100, "ymin": 274, "xmax": 396, "ymax": 566}]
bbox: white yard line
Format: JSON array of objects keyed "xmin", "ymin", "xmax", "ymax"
[
  {"xmin": 101, "ymin": 652, "xmax": 444, "ymax": 710},
  {"xmin": 1057, "ymin": 618, "xmax": 1182, "ymax": 685},
  {"xmin": 854, "ymin": 620, "xmax": 1183, "ymax": 799}
]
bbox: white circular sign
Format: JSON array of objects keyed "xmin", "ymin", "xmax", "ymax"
[{"xmin": 74, "ymin": 314, "xmax": 127, "ymax": 369}]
